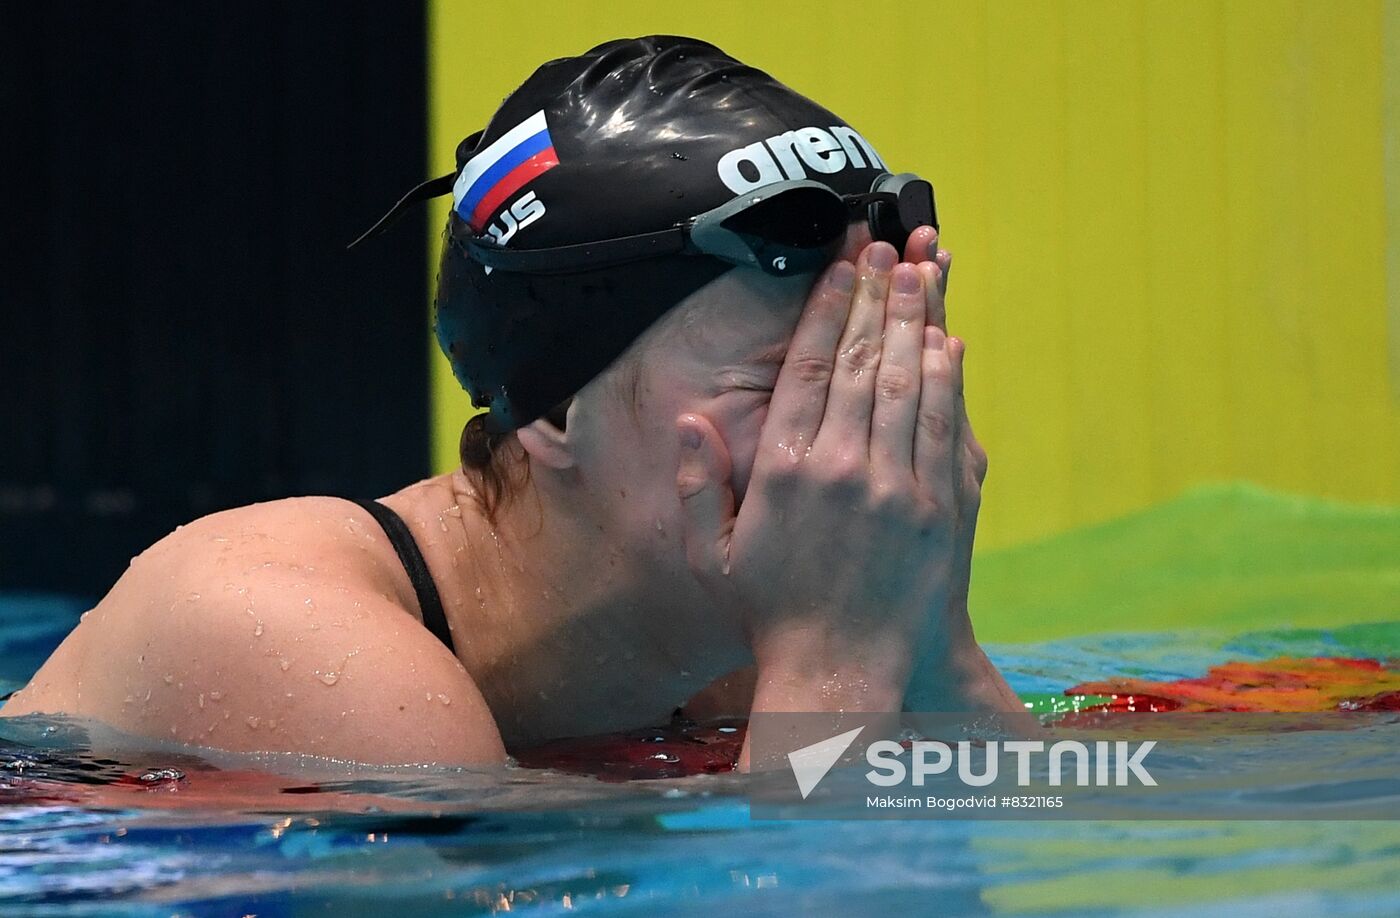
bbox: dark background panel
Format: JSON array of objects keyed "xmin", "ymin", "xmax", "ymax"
[{"xmin": 0, "ymin": 3, "xmax": 430, "ymax": 598}]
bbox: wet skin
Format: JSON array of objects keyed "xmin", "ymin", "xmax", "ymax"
[{"xmin": 1, "ymin": 223, "xmax": 1021, "ymax": 766}]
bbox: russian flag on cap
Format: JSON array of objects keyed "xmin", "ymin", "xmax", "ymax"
[{"xmin": 453, "ymin": 110, "xmax": 560, "ymax": 234}]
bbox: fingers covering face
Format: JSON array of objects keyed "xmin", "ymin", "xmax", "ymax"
[
  {"xmin": 868, "ymin": 263, "xmax": 926, "ymax": 480},
  {"xmin": 919, "ymin": 259, "xmax": 947, "ymax": 333},
  {"xmin": 913, "ymin": 324, "xmax": 958, "ymax": 512},
  {"xmin": 812, "ymin": 242, "xmax": 898, "ymax": 459},
  {"xmin": 759, "ymin": 258, "xmax": 856, "ymax": 463},
  {"xmin": 759, "ymin": 241, "xmax": 960, "ymax": 496}
]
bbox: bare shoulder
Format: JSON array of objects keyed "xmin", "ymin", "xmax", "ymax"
[{"xmin": 2, "ymin": 497, "xmax": 506, "ymax": 766}]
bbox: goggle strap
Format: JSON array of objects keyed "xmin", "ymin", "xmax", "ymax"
[
  {"xmin": 346, "ymin": 129, "xmax": 487, "ymax": 251},
  {"xmin": 346, "ymin": 171, "xmax": 457, "ymax": 251},
  {"xmin": 843, "ymin": 191, "xmax": 897, "ymax": 208},
  {"xmin": 465, "ymin": 225, "xmax": 692, "ymax": 275}
]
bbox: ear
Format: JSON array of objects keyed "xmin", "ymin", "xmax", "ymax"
[{"xmin": 515, "ymin": 405, "xmax": 577, "ymax": 471}]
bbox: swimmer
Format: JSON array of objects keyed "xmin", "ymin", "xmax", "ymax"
[{"xmin": 1, "ymin": 36, "xmax": 1022, "ymax": 768}]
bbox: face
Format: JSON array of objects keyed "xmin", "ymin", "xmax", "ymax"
[{"xmin": 564, "ymin": 222, "xmax": 876, "ymax": 553}]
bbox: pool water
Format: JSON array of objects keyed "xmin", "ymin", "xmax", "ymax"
[{"xmin": 2, "ymin": 593, "xmax": 1399, "ymax": 917}]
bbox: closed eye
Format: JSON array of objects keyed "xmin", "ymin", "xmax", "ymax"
[{"xmin": 716, "ymin": 368, "xmax": 778, "ymax": 393}]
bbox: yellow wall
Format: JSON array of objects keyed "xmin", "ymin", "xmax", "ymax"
[{"xmin": 428, "ymin": 0, "xmax": 1399, "ymax": 551}]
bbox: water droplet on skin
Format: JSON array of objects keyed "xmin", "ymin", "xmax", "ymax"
[
  {"xmin": 208, "ymin": 691, "xmax": 223, "ymax": 702},
  {"xmin": 318, "ymin": 671, "xmax": 339, "ymax": 686},
  {"xmin": 304, "ymin": 598, "xmax": 315, "ymax": 610},
  {"xmin": 279, "ymin": 659, "xmax": 290, "ymax": 672},
  {"xmin": 198, "ymin": 693, "xmax": 205, "ymax": 708},
  {"xmin": 187, "ymin": 592, "xmax": 200, "ymax": 602},
  {"xmin": 437, "ymin": 694, "xmax": 451, "ymax": 705},
  {"xmin": 253, "ymin": 622, "xmax": 264, "ymax": 637},
  {"xmin": 245, "ymin": 716, "xmax": 260, "ymax": 728},
  {"xmin": 144, "ymin": 689, "xmax": 152, "ymax": 702},
  {"xmin": 446, "ymin": 504, "xmax": 462, "ymax": 518},
  {"xmin": 80, "ymin": 611, "xmax": 90, "ymax": 622},
  {"xmin": 163, "ymin": 674, "xmax": 173, "ymax": 685},
  {"xmin": 123, "ymin": 694, "xmax": 134, "ymax": 705},
  {"xmin": 425, "ymin": 692, "xmax": 432, "ymax": 702}
]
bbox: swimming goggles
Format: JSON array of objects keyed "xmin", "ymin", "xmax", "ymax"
[
  {"xmin": 458, "ymin": 172, "xmax": 937, "ymax": 277},
  {"xmin": 349, "ymin": 163, "xmax": 936, "ymax": 278}
]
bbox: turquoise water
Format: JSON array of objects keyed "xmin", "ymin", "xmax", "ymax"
[{"xmin": 2, "ymin": 594, "xmax": 1398, "ymax": 917}]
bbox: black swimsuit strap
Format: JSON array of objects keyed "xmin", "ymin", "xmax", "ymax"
[{"xmin": 349, "ymin": 498, "xmax": 455, "ymax": 656}]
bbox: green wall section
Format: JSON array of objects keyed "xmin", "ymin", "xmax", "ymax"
[
  {"xmin": 427, "ymin": 2, "xmax": 1400, "ymax": 636},
  {"xmin": 972, "ymin": 481, "xmax": 1400, "ymax": 643}
]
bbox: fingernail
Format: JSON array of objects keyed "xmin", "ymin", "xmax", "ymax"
[
  {"xmin": 827, "ymin": 260, "xmax": 855, "ymax": 294},
  {"xmin": 892, "ymin": 263, "xmax": 920, "ymax": 293},
  {"xmin": 868, "ymin": 243, "xmax": 897, "ymax": 272},
  {"xmin": 679, "ymin": 426, "xmax": 701, "ymax": 450}
]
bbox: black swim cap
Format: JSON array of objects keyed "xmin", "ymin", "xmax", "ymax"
[{"xmin": 434, "ymin": 35, "xmax": 892, "ymax": 433}]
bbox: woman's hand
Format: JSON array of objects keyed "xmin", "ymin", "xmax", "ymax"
[
  {"xmin": 674, "ymin": 240, "xmax": 965, "ymax": 724},
  {"xmin": 900, "ymin": 227, "xmax": 1022, "ymax": 714},
  {"xmin": 902, "ymin": 229, "xmax": 986, "ymax": 626}
]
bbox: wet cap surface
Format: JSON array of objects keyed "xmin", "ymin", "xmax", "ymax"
[{"xmin": 434, "ymin": 35, "xmax": 891, "ymax": 433}]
